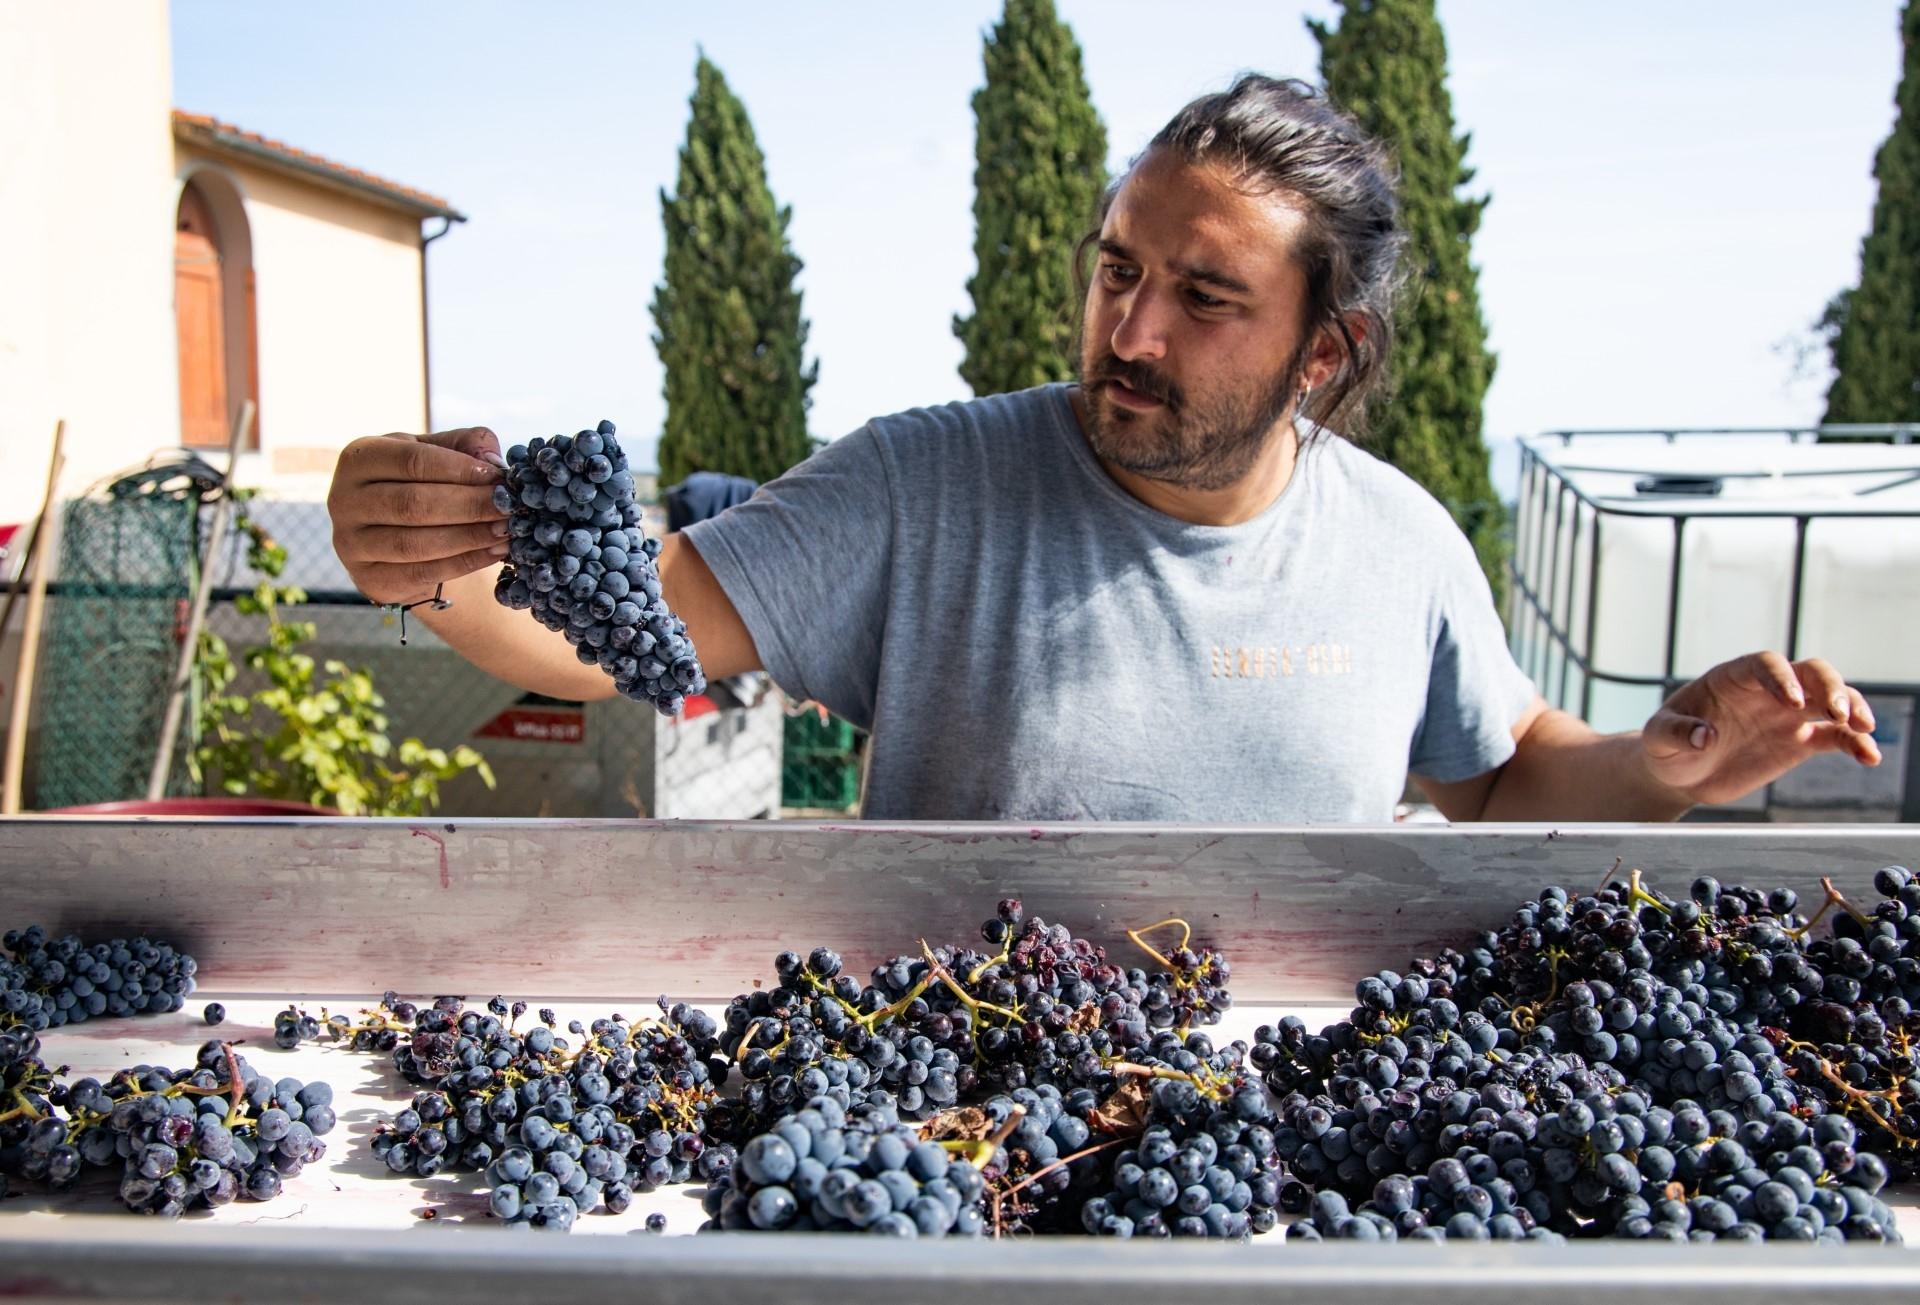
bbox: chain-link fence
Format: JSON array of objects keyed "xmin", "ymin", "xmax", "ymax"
[
  {"xmin": 32, "ymin": 483, "xmax": 202, "ymax": 807},
  {"xmin": 15, "ymin": 483, "xmax": 866, "ymax": 819}
]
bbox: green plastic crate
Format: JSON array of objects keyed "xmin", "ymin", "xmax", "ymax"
[
  {"xmin": 782, "ymin": 755, "xmax": 860, "ymax": 811},
  {"xmin": 784, "ymin": 712, "xmax": 856, "ymax": 754}
]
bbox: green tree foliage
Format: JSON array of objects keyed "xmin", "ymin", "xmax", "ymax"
[
  {"xmin": 191, "ymin": 498, "xmax": 493, "ymax": 816},
  {"xmin": 652, "ymin": 55, "xmax": 817, "ymax": 484},
  {"xmin": 1823, "ymin": 2, "xmax": 1920, "ymax": 433},
  {"xmin": 954, "ymin": 0, "xmax": 1108, "ymax": 395},
  {"xmin": 1310, "ymin": 0, "xmax": 1507, "ymax": 602}
]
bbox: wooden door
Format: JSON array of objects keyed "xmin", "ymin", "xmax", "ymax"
[{"xmin": 175, "ymin": 185, "xmax": 227, "ymax": 448}]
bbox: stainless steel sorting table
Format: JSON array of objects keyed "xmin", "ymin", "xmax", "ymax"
[{"xmin": 0, "ymin": 816, "xmax": 1916, "ymax": 1303}]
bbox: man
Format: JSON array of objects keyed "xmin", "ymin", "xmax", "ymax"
[{"xmin": 328, "ymin": 76, "xmax": 1879, "ymax": 822}]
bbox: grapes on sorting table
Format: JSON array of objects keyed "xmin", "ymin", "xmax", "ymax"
[
  {"xmin": 0, "ymin": 1029, "xmax": 333, "ymax": 1217},
  {"xmin": 1, "ymin": 925, "xmax": 197, "ymax": 1030},
  {"xmin": 493, "ymin": 421, "xmax": 705, "ymax": 715},
  {"xmin": 715, "ymin": 900, "xmax": 1234, "ymax": 1143},
  {"xmin": 1251, "ymin": 867, "xmax": 1911, "ymax": 1244},
  {"xmin": 344, "ymin": 992, "xmax": 735, "ymax": 1230},
  {"xmin": 273, "ymin": 1004, "xmax": 321, "ymax": 1049},
  {"xmin": 7, "ymin": 868, "xmax": 1913, "ymax": 1246},
  {"xmin": 703, "ymin": 1095, "xmax": 989, "ymax": 1235}
]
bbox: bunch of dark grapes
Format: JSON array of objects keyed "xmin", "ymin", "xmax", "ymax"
[
  {"xmin": 1772, "ymin": 865, "xmax": 1920, "ymax": 1169},
  {"xmin": 986, "ymin": 905, "xmax": 1231, "ymax": 1089},
  {"xmin": 1247, "ymin": 866, "xmax": 1915, "ymax": 1243},
  {"xmin": 851, "ymin": 901, "xmax": 1231, "ymax": 1103},
  {"xmin": 907, "ymin": 903, "xmax": 1134, "ymax": 1098},
  {"xmin": 0, "ymin": 1025, "xmax": 59, "ymax": 1197},
  {"xmin": 710, "ymin": 903, "xmax": 1242, "ymax": 1186},
  {"xmin": 273, "ymin": 1004, "xmax": 323, "ymax": 1049},
  {"xmin": 493, "ymin": 421, "xmax": 704, "ymax": 714},
  {"xmin": 702, "ymin": 1094, "xmax": 989, "ymax": 1235},
  {"xmin": 715, "ymin": 948, "xmax": 898, "ymax": 1141},
  {"xmin": 1069, "ymin": 1049, "xmax": 1281, "ymax": 1240},
  {"xmin": 1, "ymin": 925, "xmax": 196, "ymax": 1030},
  {"xmin": 3, "ymin": 1038, "xmax": 333, "ymax": 1216},
  {"xmin": 356, "ymin": 994, "xmax": 734, "ymax": 1230},
  {"xmin": 925, "ymin": 1084, "xmax": 1107, "ymax": 1236}
]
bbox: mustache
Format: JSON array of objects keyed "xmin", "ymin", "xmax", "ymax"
[{"xmin": 1091, "ymin": 356, "xmax": 1183, "ymax": 411}]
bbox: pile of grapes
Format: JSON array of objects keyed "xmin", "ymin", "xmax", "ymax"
[
  {"xmin": 0, "ymin": 925, "xmax": 332, "ymax": 1217},
  {"xmin": 5, "ymin": 865, "xmax": 1918, "ymax": 1243},
  {"xmin": 331, "ymin": 992, "xmax": 735, "ymax": 1230},
  {"xmin": 395, "ymin": 876, "xmax": 1909, "ymax": 1241},
  {"xmin": 0, "ymin": 1025, "xmax": 336, "ymax": 1215},
  {"xmin": 1253, "ymin": 867, "xmax": 1916, "ymax": 1243},
  {"xmin": 491, "ymin": 420, "xmax": 705, "ymax": 714},
  {"xmin": 2, "ymin": 925, "xmax": 197, "ymax": 1029}
]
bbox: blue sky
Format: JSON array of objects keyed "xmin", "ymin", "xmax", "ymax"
[{"xmin": 172, "ymin": 1, "xmax": 1904, "ymax": 496}]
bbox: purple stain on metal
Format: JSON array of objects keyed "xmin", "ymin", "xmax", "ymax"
[
  {"xmin": 412, "ymin": 827, "xmax": 450, "ymax": 889},
  {"xmin": 0, "ymin": 1276, "xmax": 63, "ymax": 1297}
]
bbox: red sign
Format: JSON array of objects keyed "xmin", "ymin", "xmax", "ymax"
[{"xmin": 476, "ymin": 707, "xmax": 585, "ymax": 744}]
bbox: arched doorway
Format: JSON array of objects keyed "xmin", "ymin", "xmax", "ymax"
[{"xmin": 173, "ymin": 176, "xmax": 260, "ymax": 448}]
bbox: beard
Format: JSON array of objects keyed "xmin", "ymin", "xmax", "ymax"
[{"xmin": 1077, "ymin": 341, "xmax": 1309, "ymax": 493}]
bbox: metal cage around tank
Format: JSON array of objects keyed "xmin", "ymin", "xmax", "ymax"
[{"xmin": 1507, "ymin": 425, "xmax": 1920, "ymax": 823}]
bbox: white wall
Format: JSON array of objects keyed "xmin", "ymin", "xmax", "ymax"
[
  {"xmin": 176, "ymin": 154, "xmax": 427, "ymax": 499},
  {"xmin": 0, "ymin": 0, "xmax": 180, "ymax": 528}
]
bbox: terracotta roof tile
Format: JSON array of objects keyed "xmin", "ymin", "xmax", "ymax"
[{"xmin": 172, "ymin": 110, "xmax": 464, "ymax": 220}]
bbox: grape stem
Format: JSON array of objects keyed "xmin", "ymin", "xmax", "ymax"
[
  {"xmin": 1624, "ymin": 868, "xmax": 1670, "ymax": 916},
  {"xmin": 1771, "ymin": 1029, "xmax": 1914, "ymax": 1149},
  {"xmin": 1109, "ymin": 1060, "xmax": 1233, "ymax": 1103},
  {"xmin": 967, "ymin": 946, "xmax": 1010, "ymax": 986},
  {"xmin": 940, "ymin": 1101, "xmax": 1028, "ymax": 1172},
  {"xmin": 0, "ymin": 1088, "xmax": 44, "ymax": 1124},
  {"xmin": 920, "ymin": 944, "xmax": 1024, "ymax": 1024},
  {"xmin": 989, "ymin": 1134, "xmax": 1134, "ymax": 1238},
  {"xmin": 804, "ymin": 967, "xmax": 935, "ymax": 1035},
  {"xmin": 1787, "ymin": 877, "xmax": 1874, "ymax": 940},
  {"xmin": 1594, "ymin": 857, "xmax": 1625, "ymax": 894},
  {"xmin": 221, "ymin": 1041, "xmax": 247, "ymax": 1126},
  {"xmin": 1126, "ymin": 918, "xmax": 1192, "ymax": 972}
]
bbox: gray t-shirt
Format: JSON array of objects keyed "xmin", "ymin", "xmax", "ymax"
[{"xmin": 684, "ymin": 383, "xmax": 1536, "ymax": 822}]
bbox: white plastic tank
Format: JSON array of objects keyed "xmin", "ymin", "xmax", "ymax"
[{"xmin": 1509, "ymin": 432, "xmax": 1920, "ymax": 817}]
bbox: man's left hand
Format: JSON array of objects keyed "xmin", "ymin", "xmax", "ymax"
[{"xmin": 1642, "ymin": 652, "xmax": 1881, "ymax": 805}]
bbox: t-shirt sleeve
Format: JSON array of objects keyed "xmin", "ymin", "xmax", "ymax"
[
  {"xmin": 679, "ymin": 428, "xmax": 892, "ymax": 728},
  {"xmin": 1408, "ymin": 534, "xmax": 1539, "ymax": 783}
]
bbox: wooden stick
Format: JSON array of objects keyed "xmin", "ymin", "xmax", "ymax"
[
  {"xmin": 1, "ymin": 420, "xmax": 69, "ymax": 814},
  {"xmin": 146, "ymin": 399, "xmax": 255, "ymax": 801}
]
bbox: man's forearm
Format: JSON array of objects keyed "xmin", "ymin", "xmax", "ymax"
[
  {"xmin": 1480, "ymin": 708, "xmax": 1693, "ymax": 822},
  {"xmin": 413, "ymin": 568, "xmax": 617, "ymax": 702}
]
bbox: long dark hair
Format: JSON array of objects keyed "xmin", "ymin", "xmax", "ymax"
[{"xmin": 1076, "ymin": 74, "xmax": 1406, "ymax": 438}]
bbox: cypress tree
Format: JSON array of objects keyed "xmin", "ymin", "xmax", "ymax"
[
  {"xmin": 651, "ymin": 55, "xmax": 817, "ymax": 485},
  {"xmin": 954, "ymin": 0, "xmax": 1108, "ymax": 396},
  {"xmin": 1309, "ymin": 0, "xmax": 1506, "ymax": 602},
  {"xmin": 1822, "ymin": 1, "xmax": 1920, "ymax": 432}
]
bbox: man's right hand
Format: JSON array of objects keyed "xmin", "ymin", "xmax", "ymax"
[
  {"xmin": 326, "ymin": 423, "xmax": 765, "ymax": 697},
  {"xmin": 328, "ymin": 428, "xmax": 511, "ymax": 605}
]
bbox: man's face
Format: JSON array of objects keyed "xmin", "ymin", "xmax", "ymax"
[{"xmin": 1079, "ymin": 150, "xmax": 1316, "ymax": 493}]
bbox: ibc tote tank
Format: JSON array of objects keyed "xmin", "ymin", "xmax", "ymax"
[{"xmin": 1508, "ymin": 430, "xmax": 1920, "ymax": 819}]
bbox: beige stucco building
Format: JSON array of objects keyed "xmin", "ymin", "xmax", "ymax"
[{"xmin": 0, "ymin": 0, "xmax": 462, "ymax": 530}]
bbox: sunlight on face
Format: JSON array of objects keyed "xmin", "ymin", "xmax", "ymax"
[{"xmin": 1079, "ymin": 150, "xmax": 1318, "ymax": 493}]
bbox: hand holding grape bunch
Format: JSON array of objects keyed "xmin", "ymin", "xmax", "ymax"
[{"xmin": 492, "ymin": 421, "xmax": 706, "ymax": 714}]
